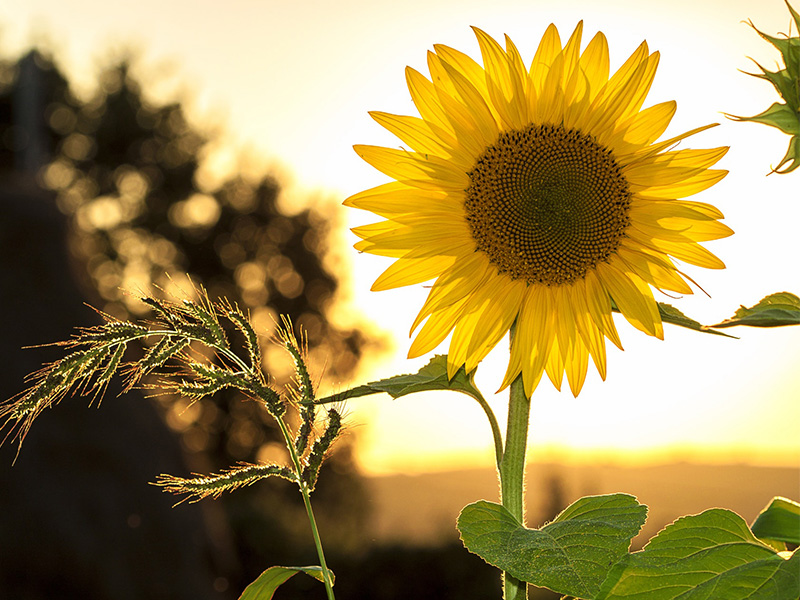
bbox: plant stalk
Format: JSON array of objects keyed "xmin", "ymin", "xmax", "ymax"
[
  {"xmin": 276, "ymin": 416, "xmax": 336, "ymax": 600},
  {"xmin": 499, "ymin": 325, "xmax": 530, "ymax": 600},
  {"xmin": 211, "ymin": 334, "xmax": 336, "ymax": 599}
]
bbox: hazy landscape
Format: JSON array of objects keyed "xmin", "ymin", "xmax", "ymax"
[{"xmin": 363, "ymin": 461, "xmax": 799, "ymax": 548}]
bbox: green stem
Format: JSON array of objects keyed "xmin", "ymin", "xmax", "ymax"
[
  {"xmin": 467, "ymin": 389, "xmax": 504, "ymax": 471},
  {"xmin": 298, "ymin": 485, "xmax": 335, "ymax": 600},
  {"xmin": 276, "ymin": 417, "xmax": 336, "ymax": 600},
  {"xmin": 499, "ymin": 326, "xmax": 530, "ymax": 600}
]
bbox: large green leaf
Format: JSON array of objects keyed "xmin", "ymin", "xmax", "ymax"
[
  {"xmin": 457, "ymin": 494, "xmax": 647, "ymax": 599},
  {"xmin": 711, "ymin": 292, "xmax": 800, "ymax": 328},
  {"xmin": 752, "ymin": 497, "xmax": 800, "ymax": 546},
  {"xmin": 596, "ymin": 509, "xmax": 800, "ymax": 600},
  {"xmin": 238, "ymin": 565, "xmax": 330, "ymax": 600}
]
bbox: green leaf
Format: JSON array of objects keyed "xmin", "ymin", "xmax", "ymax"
[
  {"xmin": 752, "ymin": 497, "xmax": 800, "ymax": 545},
  {"xmin": 749, "ymin": 4, "xmax": 800, "ymax": 87},
  {"xmin": 596, "ymin": 509, "xmax": 800, "ymax": 600},
  {"xmin": 775, "ymin": 133, "xmax": 800, "ymax": 173},
  {"xmin": 238, "ymin": 565, "xmax": 331, "ymax": 600},
  {"xmin": 314, "ymin": 354, "xmax": 505, "ymax": 468},
  {"xmin": 753, "ymin": 68, "xmax": 800, "ymax": 111},
  {"xmin": 731, "ymin": 102, "xmax": 800, "ymax": 136},
  {"xmin": 315, "ymin": 354, "xmax": 483, "ymax": 403},
  {"xmin": 711, "ymin": 292, "xmax": 800, "ymax": 328},
  {"xmin": 733, "ymin": 3, "xmax": 800, "ymax": 173},
  {"xmin": 656, "ymin": 303, "xmax": 735, "ymax": 338},
  {"xmin": 458, "ymin": 494, "xmax": 647, "ymax": 599}
]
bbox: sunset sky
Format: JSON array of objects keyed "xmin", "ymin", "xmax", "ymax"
[{"xmin": 2, "ymin": 0, "xmax": 798, "ymax": 475}]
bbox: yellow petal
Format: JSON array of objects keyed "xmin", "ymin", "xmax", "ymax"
[
  {"xmin": 447, "ymin": 275, "xmax": 523, "ymax": 374},
  {"xmin": 529, "ymin": 23, "xmax": 562, "ymax": 92},
  {"xmin": 616, "ymin": 245, "xmax": 693, "ymax": 294},
  {"xmin": 555, "ymin": 285, "xmax": 578, "ymax": 364},
  {"xmin": 436, "ymin": 56, "xmax": 500, "ymax": 145},
  {"xmin": 412, "ymin": 251, "xmax": 493, "ymax": 331},
  {"xmin": 583, "ymin": 272, "xmax": 623, "ymax": 350},
  {"xmin": 369, "ymin": 111, "xmax": 474, "ymax": 169},
  {"xmin": 504, "ymin": 34, "xmax": 530, "ymax": 126},
  {"xmin": 601, "ymin": 41, "xmax": 649, "ymax": 100},
  {"xmin": 624, "ymin": 147, "xmax": 728, "ymax": 187},
  {"xmin": 580, "ymin": 31, "xmax": 610, "ymax": 101},
  {"xmin": 570, "ymin": 283, "xmax": 608, "ymax": 380},
  {"xmin": 473, "ymin": 27, "xmax": 526, "ymax": 129},
  {"xmin": 544, "ymin": 334, "xmax": 565, "ymax": 391},
  {"xmin": 633, "ymin": 123, "xmax": 719, "ymax": 160},
  {"xmin": 354, "ymin": 144, "xmax": 470, "ymax": 191},
  {"xmin": 629, "ymin": 198, "xmax": 723, "ymax": 223},
  {"xmin": 405, "ymin": 66, "xmax": 454, "ymax": 136},
  {"xmin": 565, "ymin": 336, "xmax": 590, "ymax": 397},
  {"xmin": 427, "ymin": 51, "xmax": 494, "ymax": 144},
  {"xmin": 608, "ymin": 101, "xmax": 676, "ymax": 155},
  {"xmin": 344, "ymin": 182, "xmax": 462, "ymax": 217},
  {"xmin": 585, "ymin": 52, "xmax": 658, "ymax": 141},
  {"xmin": 596, "ymin": 261, "xmax": 662, "ymax": 339},
  {"xmin": 628, "ymin": 213, "xmax": 733, "ymax": 243},
  {"xmin": 409, "ymin": 296, "xmax": 469, "ymax": 357},
  {"xmin": 463, "ymin": 278, "xmax": 526, "ymax": 371},
  {"xmin": 634, "ymin": 169, "xmax": 728, "ymax": 200},
  {"xmin": 536, "ymin": 52, "xmax": 566, "ymax": 124},
  {"xmin": 351, "ymin": 219, "xmax": 399, "ymax": 240},
  {"xmin": 371, "ymin": 253, "xmax": 457, "ymax": 291},
  {"xmin": 626, "ymin": 230, "xmax": 726, "ymax": 269},
  {"xmin": 561, "ymin": 21, "xmax": 584, "ymax": 86}
]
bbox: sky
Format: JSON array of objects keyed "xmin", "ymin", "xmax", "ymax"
[{"xmin": 1, "ymin": 0, "xmax": 798, "ymax": 475}]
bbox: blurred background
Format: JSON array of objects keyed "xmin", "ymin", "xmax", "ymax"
[{"xmin": 0, "ymin": 0, "xmax": 797, "ymax": 599}]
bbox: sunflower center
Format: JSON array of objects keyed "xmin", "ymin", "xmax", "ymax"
[{"xmin": 464, "ymin": 124, "xmax": 631, "ymax": 286}]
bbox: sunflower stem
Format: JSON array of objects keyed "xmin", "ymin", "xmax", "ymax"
[{"xmin": 499, "ymin": 326, "xmax": 530, "ymax": 600}]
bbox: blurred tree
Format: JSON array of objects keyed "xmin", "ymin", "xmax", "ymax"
[{"xmin": 0, "ymin": 47, "xmax": 378, "ymax": 597}]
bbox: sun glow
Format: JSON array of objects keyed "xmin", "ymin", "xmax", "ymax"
[{"xmin": 3, "ymin": 0, "xmax": 798, "ymax": 475}]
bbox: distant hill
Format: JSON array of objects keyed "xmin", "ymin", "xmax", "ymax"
[{"xmin": 362, "ymin": 461, "xmax": 799, "ymax": 548}]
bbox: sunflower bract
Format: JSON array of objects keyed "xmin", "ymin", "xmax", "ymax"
[{"xmin": 346, "ymin": 22, "xmax": 732, "ymax": 397}]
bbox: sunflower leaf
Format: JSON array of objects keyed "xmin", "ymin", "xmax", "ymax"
[
  {"xmin": 656, "ymin": 303, "xmax": 736, "ymax": 338},
  {"xmin": 775, "ymin": 133, "xmax": 800, "ymax": 173},
  {"xmin": 732, "ymin": 102, "xmax": 800, "ymax": 136},
  {"xmin": 238, "ymin": 565, "xmax": 331, "ymax": 600},
  {"xmin": 595, "ymin": 509, "xmax": 800, "ymax": 600},
  {"xmin": 731, "ymin": 3, "xmax": 800, "ymax": 173},
  {"xmin": 751, "ymin": 497, "xmax": 800, "ymax": 546},
  {"xmin": 457, "ymin": 494, "xmax": 647, "ymax": 599},
  {"xmin": 313, "ymin": 354, "xmax": 481, "ymax": 403},
  {"xmin": 710, "ymin": 292, "xmax": 800, "ymax": 328}
]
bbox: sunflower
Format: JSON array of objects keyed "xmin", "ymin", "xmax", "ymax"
[{"xmin": 346, "ymin": 22, "xmax": 732, "ymax": 397}]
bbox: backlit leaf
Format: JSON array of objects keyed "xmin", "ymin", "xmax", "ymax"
[
  {"xmin": 238, "ymin": 565, "xmax": 330, "ymax": 600},
  {"xmin": 730, "ymin": 2, "xmax": 800, "ymax": 173},
  {"xmin": 315, "ymin": 354, "xmax": 482, "ymax": 403},
  {"xmin": 711, "ymin": 292, "xmax": 800, "ymax": 328},
  {"xmin": 458, "ymin": 494, "xmax": 647, "ymax": 599},
  {"xmin": 732, "ymin": 102, "xmax": 800, "ymax": 135},
  {"xmin": 752, "ymin": 496, "xmax": 800, "ymax": 546},
  {"xmin": 596, "ymin": 509, "xmax": 800, "ymax": 600},
  {"xmin": 656, "ymin": 302, "xmax": 735, "ymax": 338}
]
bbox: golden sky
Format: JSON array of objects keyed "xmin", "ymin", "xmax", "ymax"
[{"xmin": 2, "ymin": 0, "xmax": 799, "ymax": 474}]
